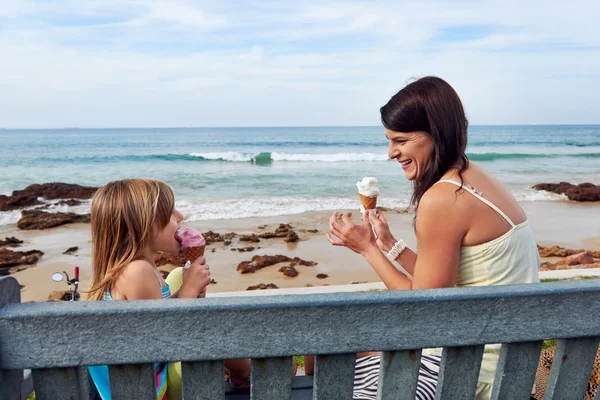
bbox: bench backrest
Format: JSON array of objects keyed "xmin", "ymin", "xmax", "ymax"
[{"xmin": 2, "ymin": 276, "xmax": 600, "ymax": 400}]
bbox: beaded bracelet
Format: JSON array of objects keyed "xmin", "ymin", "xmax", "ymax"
[{"xmin": 386, "ymin": 239, "xmax": 407, "ymax": 262}]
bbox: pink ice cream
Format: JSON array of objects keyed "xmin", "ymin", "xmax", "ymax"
[
  {"xmin": 177, "ymin": 227, "xmax": 205, "ymax": 249},
  {"xmin": 176, "ymin": 228, "xmax": 206, "ymax": 264}
]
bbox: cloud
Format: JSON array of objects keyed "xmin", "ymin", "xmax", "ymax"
[{"xmin": 0, "ymin": 0, "xmax": 598, "ymax": 127}]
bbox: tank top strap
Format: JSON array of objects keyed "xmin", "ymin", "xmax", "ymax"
[
  {"xmin": 434, "ymin": 179, "xmax": 516, "ymax": 228},
  {"xmin": 152, "ymin": 268, "xmax": 167, "ymax": 288}
]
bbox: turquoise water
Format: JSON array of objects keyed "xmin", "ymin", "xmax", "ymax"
[{"xmin": 0, "ymin": 125, "xmax": 599, "ymax": 224}]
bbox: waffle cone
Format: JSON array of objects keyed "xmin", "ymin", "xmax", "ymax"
[
  {"xmin": 359, "ymin": 193, "xmax": 378, "ymax": 210},
  {"xmin": 183, "ymin": 246, "xmax": 205, "ymax": 262}
]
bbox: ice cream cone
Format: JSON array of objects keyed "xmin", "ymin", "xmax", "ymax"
[
  {"xmin": 359, "ymin": 193, "xmax": 378, "ymax": 210},
  {"xmin": 183, "ymin": 246, "xmax": 205, "ymax": 262}
]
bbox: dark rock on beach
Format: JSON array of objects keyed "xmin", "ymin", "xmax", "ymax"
[
  {"xmin": 231, "ymin": 246, "xmax": 255, "ymax": 252},
  {"xmin": 237, "ymin": 255, "xmax": 292, "ymax": 274},
  {"xmin": 285, "ymin": 231, "xmax": 299, "ymax": 243},
  {"xmin": 538, "ymin": 244, "xmax": 600, "ymax": 259},
  {"xmin": 202, "ymin": 230, "xmax": 237, "ymax": 245},
  {"xmin": 290, "ymin": 257, "xmax": 318, "ymax": 267},
  {"xmin": 533, "ymin": 182, "xmax": 600, "ymax": 202},
  {"xmin": 316, "ymin": 273, "xmax": 329, "ymax": 279},
  {"xmin": 247, "ymin": 283, "xmax": 279, "ymax": 290},
  {"xmin": 18, "ymin": 210, "xmax": 90, "ymax": 230},
  {"xmin": 63, "ymin": 246, "xmax": 79, "ymax": 255},
  {"xmin": 0, "ymin": 237, "xmax": 23, "ymax": 247},
  {"xmin": 240, "ymin": 234, "xmax": 260, "ymax": 243},
  {"xmin": 279, "ymin": 265, "xmax": 299, "ymax": 277},
  {"xmin": 0, "ymin": 248, "xmax": 44, "ymax": 275},
  {"xmin": 0, "ymin": 182, "xmax": 98, "ymax": 211},
  {"xmin": 237, "ymin": 255, "xmax": 318, "ymax": 274}
]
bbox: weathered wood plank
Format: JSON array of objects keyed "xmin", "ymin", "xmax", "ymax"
[
  {"xmin": 31, "ymin": 367, "xmax": 80, "ymax": 400},
  {"xmin": 490, "ymin": 341, "xmax": 542, "ymax": 400},
  {"xmin": 182, "ymin": 360, "xmax": 224, "ymax": 400},
  {"xmin": 108, "ymin": 363, "xmax": 156, "ymax": 400},
  {"xmin": 435, "ymin": 345, "xmax": 484, "ymax": 400},
  {"xmin": 544, "ymin": 337, "xmax": 600, "ymax": 400},
  {"xmin": 0, "ymin": 277, "xmax": 23, "ymax": 400},
  {"xmin": 251, "ymin": 357, "xmax": 293, "ymax": 400},
  {"xmin": 313, "ymin": 353, "xmax": 355, "ymax": 400},
  {"xmin": 377, "ymin": 349, "xmax": 422, "ymax": 400},
  {"xmin": 4, "ymin": 280, "xmax": 600, "ymax": 370}
]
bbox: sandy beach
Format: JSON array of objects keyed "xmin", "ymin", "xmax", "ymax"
[{"xmin": 4, "ymin": 200, "xmax": 600, "ymax": 303}]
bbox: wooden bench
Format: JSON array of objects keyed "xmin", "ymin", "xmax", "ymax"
[{"xmin": 2, "ymin": 275, "xmax": 600, "ymax": 400}]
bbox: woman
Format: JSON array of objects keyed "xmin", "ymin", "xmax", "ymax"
[{"xmin": 323, "ymin": 76, "xmax": 540, "ymax": 399}]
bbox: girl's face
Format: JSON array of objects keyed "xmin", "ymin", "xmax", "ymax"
[
  {"xmin": 386, "ymin": 128, "xmax": 434, "ymax": 181},
  {"xmin": 151, "ymin": 208, "xmax": 183, "ymax": 254}
]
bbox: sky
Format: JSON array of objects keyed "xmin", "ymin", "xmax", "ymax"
[{"xmin": 0, "ymin": 0, "xmax": 599, "ymax": 128}]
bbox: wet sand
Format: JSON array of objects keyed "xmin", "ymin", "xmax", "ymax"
[{"xmin": 6, "ymin": 201, "xmax": 600, "ymax": 302}]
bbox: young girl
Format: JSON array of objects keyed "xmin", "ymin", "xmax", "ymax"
[{"xmin": 86, "ymin": 179, "xmax": 250, "ymax": 400}]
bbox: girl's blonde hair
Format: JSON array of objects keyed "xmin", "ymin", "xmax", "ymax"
[{"xmin": 87, "ymin": 179, "xmax": 175, "ymax": 300}]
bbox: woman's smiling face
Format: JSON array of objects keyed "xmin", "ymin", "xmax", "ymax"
[{"xmin": 386, "ymin": 128, "xmax": 434, "ymax": 181}]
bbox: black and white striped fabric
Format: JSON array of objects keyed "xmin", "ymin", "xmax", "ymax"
[{"xmin": 353, "ymin": 354, "xmax": 440, "ymax": 400}]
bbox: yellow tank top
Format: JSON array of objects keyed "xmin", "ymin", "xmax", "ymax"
[{"xmin": 423, "ymin": 179, "xmax": 540, "ymax": 399}]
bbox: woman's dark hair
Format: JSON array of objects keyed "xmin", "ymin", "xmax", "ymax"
[{"xmin": 380, "ymin": 76, "xmax": 469, "ymax": 209}]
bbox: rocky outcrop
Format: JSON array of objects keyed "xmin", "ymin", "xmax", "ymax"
[
  {"xmin": 538, "ymin": 245, "xmax": 600, "ymax": 271},
  {"xmin": 0, "ymin": 182, "xmax": 98, "ymax": 211},
  {"xmin": 0, "ymin": 237, "xmax": 23, "ymax": 247},
  {"xmin": 240, "ymin": 234, "xmax": 260, "ymax": 243},
  {"xmin": 533, "ymin": 182, "xmax": 600, "ymax": 202},
  {"xmin": 247, "ymin": 283, "xmax": 279, "ymax": 290},
  {"xmin": 285, "ymin": 231, "xmax": 299, "ymax": 243},
  {"xmin": 237, "ymin": 255, "xmax": 292, "ymax": 274},
  {"xmin": 63, "ymin": 246, "xmax": 79, "ymax": 255},
  {"xmin": 231, "ymin": 246, "xmax": 256, "ymax": 252},
  {"xmin": 257, "ymin": 224, "xmax": 300, "ymax": 242},
  {"xmin": 279, "ymin": 265, "xmax": 299, "ymax": 277},
  {"xmin": 17, "ymin": 210, "xmax": 90, "ymax": 230},
  {"xmin": 237, "ymin": 255, "xmax": 318, "ymax": 274},
  {"xmin": 554, "ymin": 252, "xmax": 595, "ymax": 266},
  {"xmin": 290, "ymin": 257, "xmax": 318, "ymax": 267},
  {"xmin": 202, "ymin": 231, "xmax": 236, "ymax": 245},
  {"xmin": 0, "ymin": 248, "xmax": 43, "ymax": 275},
  {"xmin": 538, "ymin": 245, "xmax": 600, "ymax": 259}
]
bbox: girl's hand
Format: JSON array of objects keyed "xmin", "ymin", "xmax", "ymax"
[
  {"xmin": 368, "ymin": 209, "xmax": 398, "ymax": 252},
  {"xmin": 181, "ymin": 256, "xmax": 211, "ymax": 297},
  {"xmin": 326, "ymin": 211, "xmax": 379, "ymax": 255}
]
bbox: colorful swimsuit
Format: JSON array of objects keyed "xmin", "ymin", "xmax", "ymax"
[{"xmin": 88, "ymin": 269, "xmax": 170, "ymax": 400}]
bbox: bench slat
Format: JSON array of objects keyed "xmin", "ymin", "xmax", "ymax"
[
  {"xmin": 313, "ymin": 353, "xmax": 355, "ymax": 400},
  {"xmin": 108, "ymin": 363, "xmax": 156, "ymax": 400},
  {"xmin": 250, "ymin": 357, "xmax": 293, "ymax": 400},
  {"xmin": 31, "ymin": 367, "xmax": 80, "ymax": 400},
  {"xmin": 182, "ymin": 360, "xmax": 224, "ymax": 400},
  {"xmin": 544, "ymin": 337, "xmax": 600, "ymax": 400},
  {"xmin": 490, "ymin": 341, "xmax": 542, "ymax": 400},
  {"xmin": 377, "ymin": 349, "xmax": 422, "ymax": 400},
  {"xmin": 0, "ymin": 277, "xmax": 22, "ymax": 400},
  {"xmin": 435, "ymin": 345, "xmax": 484, "ymax": 400}
]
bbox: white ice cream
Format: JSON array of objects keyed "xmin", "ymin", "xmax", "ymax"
[{"xmin": 356, "ymin": 177, "xmax": 379, "ymax": 198}]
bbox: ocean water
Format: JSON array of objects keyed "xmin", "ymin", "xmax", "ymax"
[{"xmin": 0, "ymin": 125, "xmax": 599, "ymax": 226}]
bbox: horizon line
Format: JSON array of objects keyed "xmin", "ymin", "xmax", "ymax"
[{"xmin": 1, "ymin": 123, "xmax": 600, "ymax": 130}]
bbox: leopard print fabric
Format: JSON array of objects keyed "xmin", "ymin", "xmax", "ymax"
[{"xmin": 533, "ymin": 346, "xmax": 600, "ymax": 400}]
